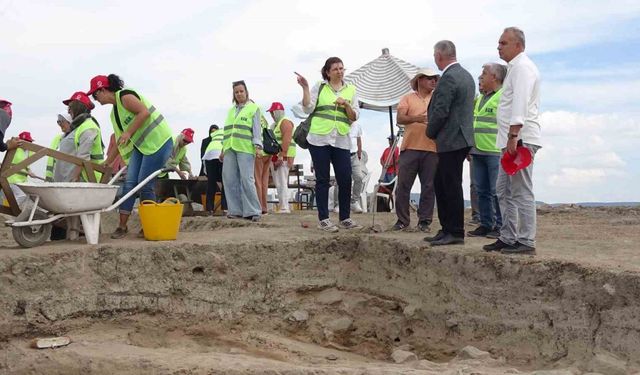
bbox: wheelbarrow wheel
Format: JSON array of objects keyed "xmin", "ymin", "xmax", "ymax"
[{"xmin": 12, "ymin": 210, "xmax": 52, "ymax": 248}]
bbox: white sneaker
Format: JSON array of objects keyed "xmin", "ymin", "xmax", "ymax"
[
  {"xmin": 350, "ymin": 201, "xmax": 363, "ymax": 213},
  {"xmin": 339, "ymin": 218, "xmax": 363, "ymax": 230},
  {"xmin": 278, "ymin": 208, "xmax": 291, "ymax": 214},
  {"xmin": 333, "ymin": 206, "xmax": 340, "ymax": 213},
  {"xmin": 318, "ymin": 219, "xmax": 339, "ymax": 233}
]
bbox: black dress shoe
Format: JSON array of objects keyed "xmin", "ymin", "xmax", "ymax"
[
  {"xmin": 501, "ymin": 242, "xmax": 536, "ymax": 255},
  {"xmin": 430, "ymin": 233, "xmax": 464, "ymax": 246},
  {"xmin": 467, "ymin": 225, "xmax": 491, "ymax": 237},
  {"xmin": 424, "ymin": 230, "xmax": 445, "ymax": 242},
  {"xmin": 482, "ymin": 239, "xmax": 515, "ymax": 252}
]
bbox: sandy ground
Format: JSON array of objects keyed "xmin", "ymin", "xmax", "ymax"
[{"xmin": 1, "ymin": 205, "xmax": 639, "ymax": 374}]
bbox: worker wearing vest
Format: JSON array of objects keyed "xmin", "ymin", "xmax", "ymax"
[
  {"xmin": 220, "ymin": 80, "xmax": 263, "ymax": 221},
  {"xmin": 5, "ymin": 132, "xmax": 37, "ymax": 207},
  {"xmin": 158, "ymin": 128, "xmax": 195, "ymax": 179},
  {"xmin": 45, "ymin": 114, "xmax": 71, "ymax": 182},
  {"xmin": 467, "ymin": 63, "xmax": 507, "ymax": 238},
  {"xmin": 202, "ymin": 125, "xmax": 227, "ymax": 214},
  {"xmin": 60, "ymin": 91, "xmax": 105, "ymax": 183},
  {"xmin": 266, "ymin": 102, "xmax": 296, "ymax": 213},
  {"xmin": 88, "ymin": 74, "xmax": 173, "ymax": 239},
  {"xmin": 55, "ymin": 92, "xmax": 104, "ymax": 240},
  {"xmin": 254, "ymin": 113, "xmax": 272, "ymax": 214},
  {"xmin": 296, "ymin": 57, "xmax": 362, "ymax": 232}
]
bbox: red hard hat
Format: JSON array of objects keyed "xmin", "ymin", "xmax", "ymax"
[
  {"xmin": 501, "ymin": 146, "xmax": 533, "ymax": 176},
  {"xmin": 18, "ymin": 131, "xmax": 34, "ymax": 142},
  {"xmin": 266, "ymin": 102, "xmax": 285, "ymax": 112},
  {"xmin": 63, "ymin": 91, "xmax": 95, "ymax": 110},
  {"xmin": 181, "ymin": 128, "xmax": 195, "ymax": 143}
]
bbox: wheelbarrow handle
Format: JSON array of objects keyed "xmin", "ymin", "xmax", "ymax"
[{"xmin": 103, "ymin": 168, "xmax": 171, "ymax": 212}]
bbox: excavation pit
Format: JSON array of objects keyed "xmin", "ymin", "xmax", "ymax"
[{"xmin": 1, "ymin": 207, "xmax": 639, "ymax": 374}]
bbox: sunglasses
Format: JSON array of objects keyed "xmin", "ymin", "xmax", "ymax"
[
  {"xmin": 232, "ymin": 80, "xmax": 245, "ymax": 86},
  {"xmin": 91, "ymin": 89, "xmax": 102, "ymax": 100},
  {"xmin": 57, "ymin": 120, "xmax": 63, "ymax": 125}
]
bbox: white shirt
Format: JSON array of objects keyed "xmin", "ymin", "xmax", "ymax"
[
  {"xmin": 496, "ymin": 52, "xmax": 542, "ymax": 148},
  {"xmin": 349, "ymin": 121, "xmax": 362, "ymax": 153},
  {"xmin": 441, "ymin": 61, "xmax": 457, "ymax": 75},
  {"xmin": 294, "ymin": 81, "xmax": 360, "ymax": 150}
]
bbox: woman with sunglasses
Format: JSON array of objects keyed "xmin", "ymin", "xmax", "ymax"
[
  {"xmin": 220, "ymin": 80, "xmax": 262, "ymax": 222},
  {"xmin": 295, "ymin": 57, "xmax": 362, "ymax": 232},
  {"xmin": 87, "ymin": 74, "xmax": 173, "ymax": 239}
]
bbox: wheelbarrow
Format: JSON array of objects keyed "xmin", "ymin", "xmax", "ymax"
[{"xmin": 5, "ymin": 168, "xmax": 168, "ymax": 248}]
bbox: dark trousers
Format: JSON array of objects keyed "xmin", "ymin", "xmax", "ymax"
[
  {"xmin": 309, "ymin": 144, "xmax": 352, "ymax": 221},
  {"xmin": 434, "ymin": 147, "xmax": 470, "ymax": 237},
  {"xmin": 205, "ymin": 159, "xmax": 227, "ymax": 212},
  {"xmin": 395, "ymin": 150, "xmax": 438, "ymax": 226}
]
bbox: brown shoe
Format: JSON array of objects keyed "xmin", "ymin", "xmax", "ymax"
[{"xmin": 110, "ymin": 226, "xmax": 128, "ymax": 239}]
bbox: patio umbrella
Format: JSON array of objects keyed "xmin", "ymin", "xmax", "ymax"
[{"xmin": 345, "ymin": 48, "xmax": 420, "ymax": 137}]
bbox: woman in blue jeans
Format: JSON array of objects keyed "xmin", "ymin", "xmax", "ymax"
[
  {"xmin": 220, "ymin": 80, "xmax": 263, "ymax": 221},
  {"xmin": 88, "ymin": 74, "xmax": 173, "ymax": 239},
  {"xmin": 296, "ymin": 57, "xmax": 362, "ymax": 232}
]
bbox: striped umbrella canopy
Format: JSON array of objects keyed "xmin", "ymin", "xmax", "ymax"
[{"xmin": 345, "ymin": 48, "xmax": 420, "ymax": 136}]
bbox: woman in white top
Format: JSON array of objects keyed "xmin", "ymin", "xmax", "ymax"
[{"xmin": 296, "ymin": 57, "xmax": 362, "ymax": 232}]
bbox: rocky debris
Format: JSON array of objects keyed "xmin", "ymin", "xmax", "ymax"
[
  {"xmin": 587, "ymin": 352, "xmax": 627, "ymax": 375},
  {"xmin": 446, "ymin": 318, "xmax": 459, "ymax": 329},
  {"xmin": 325, "ymin": 353, "xmax": 338, "ymax": 361},
  {"xmin": 324, "ymin": 317, "xmax": 353, "ymax": 333},
  {"xmin": 456, "ymin": 346, "xmax": 491, "ymax": 360},
  {"xmin": 402, "ymin": 304, "xmax": 423, "ymax": 319},
  {"xmin": 391, "ymin": 349, "xmax": 417, "ymax": 363},
  {"xmin": 287, "ymin": 310, "xmax": 309, "ymax": 322},
  {"xmin": 602, "ymin": 283, "xmax": 616, "ymax": 295},
  {"xmin": 316, "ymin": 288, "xmax": 343, "ymax": 305},
  {"xmin": 526, "ymin": 370, "xmax": 574, "ymax": 375}
]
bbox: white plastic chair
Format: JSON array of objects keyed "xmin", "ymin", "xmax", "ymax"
[{"xmin": 370, "ymin": 175, "xmax": 397, "ymax": 213}]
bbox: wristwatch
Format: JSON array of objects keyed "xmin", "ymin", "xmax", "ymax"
[{"xmin": 508, "ymin": 133, "xmax": 519, "ymax": 139}]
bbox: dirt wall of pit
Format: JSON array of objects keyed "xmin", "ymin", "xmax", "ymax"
[{"xmin": 1, "ymin": 236, "xmax": 639, "ymax": 368}]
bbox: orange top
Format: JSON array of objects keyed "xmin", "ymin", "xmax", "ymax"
[{"xmin": 397, "ymin": 92, "xmax": 437, "ymax": 152}]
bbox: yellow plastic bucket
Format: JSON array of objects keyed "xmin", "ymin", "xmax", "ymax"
[{"xmin": 138, "ymin": 198, "xmax": 184, "ymax": 241}]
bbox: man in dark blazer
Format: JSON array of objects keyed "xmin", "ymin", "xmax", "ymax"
[{"xmin": 425, "ymin": 40, "xmax": 475, "ymax": 246}]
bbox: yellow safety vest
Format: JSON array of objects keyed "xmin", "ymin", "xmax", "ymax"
[
  {"xmin": 205, "ymin": 129, "xmax": 224, "ymax": 153},
  {"xmin": 158, "ymin": 135, "xmax": 188, "ymax": 178},
  {"xmin": 223, "ymin": 102, "xmax": 259, "ymax": 154},
  {"xmin": 45, "ymin": 134, "xmax": 63, "ymax": 182},
  {"xmin": 309, "ymin": 83, "xmax": 356, "ymax": 136},
  {"xmin": 274, "ymin": 117, "xmax": 296, "ymax": 158},
  {"xmin": 8, "ymin": 148, "xmax": 32, "ymax": 184},
  {"xmin": 74, "ymin": 117, "xmax": 105, "ymax": 181},
  {"xmin": 110, "ymin": 88, "xmax": 172, "ymax": 164},
  {"xmin": 473, "ymin": 88, "xmax": 503, "ymax": 154}
]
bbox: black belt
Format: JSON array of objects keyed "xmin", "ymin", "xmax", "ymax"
[{"xmin": 350, "ymin": 152, "xmax": 356, "ymax": 156}]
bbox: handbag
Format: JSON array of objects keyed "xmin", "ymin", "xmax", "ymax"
[
  {"xmin": 293, "ymin": 83, "xmax": 325, "ymax": 149},
  {"xmin": 261, "ymin": 127, "xmax": 281, "ymax": 155}
]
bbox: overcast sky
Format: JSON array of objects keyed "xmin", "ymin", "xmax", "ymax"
[{"xmin": 1, "ymin": 0, "xmax": 639, "ymax": 203}]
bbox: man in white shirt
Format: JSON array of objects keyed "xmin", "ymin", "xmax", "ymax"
[
  {"xmin": 349, "ymin": 122, "xmax": 365, "ymax": 213},
  {"xmin": 332, "ymin": 121, "xmax": 365, "ymax": 213},
  {"xmin": 483, "ymin": 27, "xmax": 542, "ymax": 255}
]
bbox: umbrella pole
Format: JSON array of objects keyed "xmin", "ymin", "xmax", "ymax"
[{"xmin": 388, "ymin": 106, "xmax": 394, "ymax": 138}]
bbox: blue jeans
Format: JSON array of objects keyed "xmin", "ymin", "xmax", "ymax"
[
  {"xmin": 471, "ymin": 154, "xmax": 502, "ymax": 229},
  {"xmin": 119, "ymin": 138, "xmax": 173, "ymax": 214},
  {"xmin": 221, "ymin": 149, "xmax": 261, "ymax": 217},
  {"xmin": 309, "ymin": 144, "xmax": 351, "ymax": 221}
]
